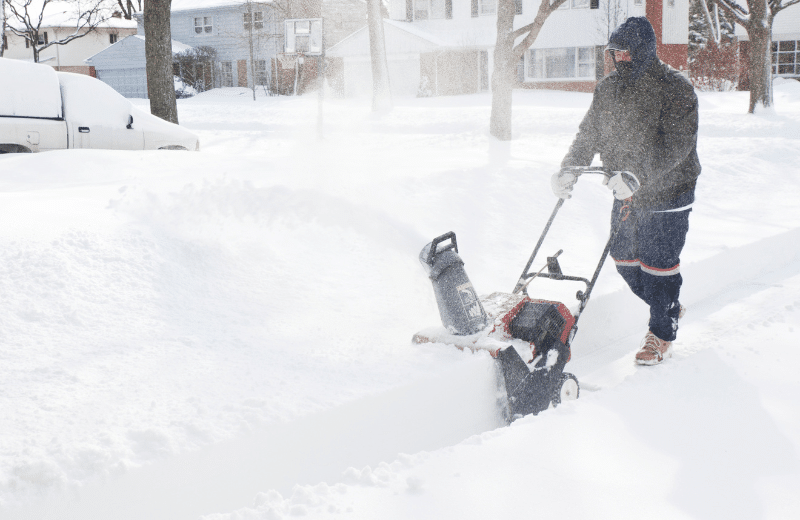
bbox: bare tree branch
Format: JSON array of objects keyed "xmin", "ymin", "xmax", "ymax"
[{"xmin": 4, "ymin": 0, "xmax": 112, "ymax": 61}]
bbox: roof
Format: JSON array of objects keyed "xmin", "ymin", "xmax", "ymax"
[
  {"xmin": 327, "ymin": 19, "xmax": 462, "ymax": 58},
  {"xmin": 84, "ymin": 34, "xmax": 192, "ymax": 64},
  {"xmin": 132, "ymin": 35, "xmax": 193, "ymax": 54},
  {"xmin": 169, "ymin": 0, "xmax": 272, "ymax": 12},
  {"xmin": 3, "ymin": 1, "xmax": 137, "ymax": 29}
]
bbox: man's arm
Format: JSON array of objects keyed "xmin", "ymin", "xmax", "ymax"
[{"xmin": 561, "ymin": 86, "xmax": 603, "ymax": 167}]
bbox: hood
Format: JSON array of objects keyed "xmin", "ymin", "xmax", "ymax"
[{"xmin": 607, "ymin": 17, "xmax": 658, "ymax": 81}]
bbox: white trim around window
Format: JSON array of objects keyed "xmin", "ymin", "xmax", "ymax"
[
  {"xmin": 558, "ymin": 0, "xmax": 590, "ymax": 9},
  {"xmin": 479, "ymin": 0, "xmax": 496, "ymax": 16},
  {"xmin": 413, "ymin": 0, "xmax": 448, "ymax": 20},
  {"xmin": 194, "ymin": 16, "xmax": 213, "ymax": 36},
  {"xmin": 527, "ymin": 46, "xmax": 596, "ymax": 81}
]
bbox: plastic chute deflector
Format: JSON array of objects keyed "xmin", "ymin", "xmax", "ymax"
[{"xmin": 419, "ymin": 232, "xmax": 488, "ymax": 335}]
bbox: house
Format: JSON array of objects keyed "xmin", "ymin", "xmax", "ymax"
[
  {"xmin": 85, "ymin": 36, "xmax": 192, "ymax": 98},
  {"xmin": 327, "ymin": 0, "xmax": 690, "ymax": 97},
  {"xmin": 85, "ymin": 0, "xmax": 334, "ymax": 98},
  {"xmin": 1, "ymin": 10, "xmax": 137, "ymax": 75},
  {"xmin": 736, "ymin": 2, "xmax": 800, "ymax": 87}
]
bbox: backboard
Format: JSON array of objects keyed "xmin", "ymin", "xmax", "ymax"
[{"xmin": 284, "ymin": 18, "xmax": 323, "ymax": 56}]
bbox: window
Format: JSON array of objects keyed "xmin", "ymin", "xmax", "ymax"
[
  {"xmin": 411, "ymin": 0, "xmax": 450, "ymax": 20},
  {"xmin": 773, "ymin": 40, "xmax": 800, "ymax": 76},
  {"xmin": 666, "ymin": 0, "xmax": 675, "ymax": 7},
  {"xmin": 220, "ymin": 61, "xmax": 233, "ymax": 87},
  {"xmin": 559, "ymin": 0, "xmax": 590, "ymax": 9},
  {"xmin": 244, "ymin": 11, "xmax": 264, "ymax": 30},
  {"xmin": 633, "ymin": 0, "xmax": 643, "ymax": 5},
  {"xmin": 527, "ymin": 46, "xmax": 596, "ymax": 80},
  {"xmin": 479, "ymin": 0, "xmax": 496, "ymax": 15},
  {"xmin": 255, "ymin": 59, "xmax": 268, "ymax": 85},
  {"xmin": 194, "ymin": 16, "xmax": 213, "ymax": 35},
  {"xmin": 110, "ymin": 33, "xmax": 118, "ymax": 44},
  {"xmin": 37, "ymin": 32, "xmax": 48, "ymax": 45}
]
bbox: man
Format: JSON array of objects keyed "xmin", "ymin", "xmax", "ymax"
[{"xmin": 551, "ymin": 17, "xmax": 701, "ymax": 365}]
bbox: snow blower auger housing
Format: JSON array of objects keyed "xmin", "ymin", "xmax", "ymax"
[{"xmin": 413, "ymin": 167, "xmax": 640, "ymax": 421}]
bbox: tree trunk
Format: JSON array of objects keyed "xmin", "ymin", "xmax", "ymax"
[
  {"xmin": 144, "ymin": 0, "xmax": 179, "ymax": 124},
  {"xmin": 490, "ymin": 0, "xmax": 517, "ymax": 141},
  {"xmin": 744, "ymin": 15, "xmax": 772, "ymax": 113},
  {"xmin": 0, "ymin": 6, "xmax": 5, "ymax": 59},
  {"xmin": 366, "ymin": 0, "xmax": 392, "ymax": 113}
]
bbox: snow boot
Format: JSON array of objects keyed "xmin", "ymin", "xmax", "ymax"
[{"xmin": 635, "ymin": 331, "xmax": 673, "ymax": 365}]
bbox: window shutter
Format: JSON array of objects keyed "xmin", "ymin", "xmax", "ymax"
[
  {"xmin": 446, "ymin": 0, "xmax": 453, "ymax": 19},
  {"xmin": 407, "ymin": 0, "xmax": 413, "ymax": 21},
  {"xmin": 515, "ymin": 0, "xmax": 523, "ymax": 14},
  {"xmin": 44, "ymin": 32, "xmax": 49, "ymax": 45},
  {"xmin": 472, "ymin": 0, "xmax": 478, "ymax": 17},
  {"xmin": 590, "ymin": 0, "xmax": 599, "ymax": 8}
]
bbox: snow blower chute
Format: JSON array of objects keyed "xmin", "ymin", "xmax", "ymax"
[{"xmin": 414, "ymin": 167, "xmax": 640, "ymax": 421}]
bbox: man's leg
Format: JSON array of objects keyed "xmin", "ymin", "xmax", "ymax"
[
  {"xmin": 609, "ymin": 199, "xmax": 646, "ymax": 300},
  {"xmin": 637, "ymin": 207, "xmax": 692, "ymax": 342}
]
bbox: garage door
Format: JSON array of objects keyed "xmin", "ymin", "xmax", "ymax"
[{"xmin": 97, "ymin": 68, "xmax": 148, "ymax": 99}]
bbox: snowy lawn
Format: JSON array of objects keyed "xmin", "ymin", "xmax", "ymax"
[{"xmin": 1, "ymin": 80, "xmax": 799, "ymax": 520}]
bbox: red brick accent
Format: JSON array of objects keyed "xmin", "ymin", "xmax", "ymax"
[
  {"xmin": 238, "ymin": 60, "xmax": 248, "ymax": 87},
  {"xmin": 520, "ymin": 81, "xmax": 596, "ymax": 93},
  {"xmin": 646, "ymin": 0, "xmax": 688, "ymax": 71}
]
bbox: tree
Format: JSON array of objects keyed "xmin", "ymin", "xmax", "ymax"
[
  {"xmin": 116, "ymin": 0, "xmax": 140, "ymax": 20},
  {"xmin": 3, "ymin": 0, "xmax": 111, "ymax": 63},
  {"xmin": 490, "ymin": 0, "xmax": 568, "ymax": 141},
  {"xmin": 689, "ymin": 0, "xmax": 738, "ymax": 91},
  {"xmin": 597, "ymin": 0, "xmax": 627, "ymax": 42},
  {"xmin": 218, "ymin": 0, "xmax": 282, "ymax": 100},
  {"xmin": 144, "ymin": 0, "xmax": 178, "ymax": 124},
  {"xmin": 706, "ymin": 0, "xmax": 800, "ymax": 112},
  {"xmin": 1, "ymin": 1, "xmax": 6, "ymax": 58},
  {"xmin": 366, "ymin": 0, "xmax": 391, "ymax": 112},
  {"xmin": 174, "ymin": 45, "xmax": 217, "ymax": 93}
]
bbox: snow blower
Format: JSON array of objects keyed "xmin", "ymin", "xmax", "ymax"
[{"xmin": 413, "ymin": 167, "xmax": 640, "ymax": 421}]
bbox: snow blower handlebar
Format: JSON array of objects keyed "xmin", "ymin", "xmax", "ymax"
[
  {"xmin": 511, "ymin": 166, "xmax": 642, "ymax": 341},
  {"xmin": 560, "ymin": 166, "xmax": 641, "ymax": 196}
]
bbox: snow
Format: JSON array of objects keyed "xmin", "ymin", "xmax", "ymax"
[
  {"xmin": 0, "ymin": 58, "xmax": 63, "ymax": 118},
  {"xmin": 1, "ymin": 78, "xmax": 799, "ymax": 520},
  {"xmin": 132, "ymin": 35, "xmax": 194, "ymax": 55}
]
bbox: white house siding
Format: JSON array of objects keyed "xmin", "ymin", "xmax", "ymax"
[
  {"xmin": 342, "ymin": 55, "xmax": 422, "ymax": 97},
  {"xmin": 86, "ymin": 35, "xmax": 192, "ymax": 98},
  {"xmin": 734, "ymin": 2, "xmax": 800, "ymax": 42},
  {"xmin": 136, "ymin": 4, "xmax": 284, "ymax": 88},
  {"xmin": 662, "ymin": 0, "xmax": 688, "ymax": 45},
  {"xmin": 2, "ymin": 25, "xmax": 136, "ymax": 70}
]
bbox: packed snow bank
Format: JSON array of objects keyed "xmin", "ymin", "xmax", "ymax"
[{"xmin": 1, "ymin": 84, "xmax": 800, "ymax": 519}]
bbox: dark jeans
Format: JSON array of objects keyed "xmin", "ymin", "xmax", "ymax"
[{"xmin": 609, "ymin": 192, "xmax": 693, "ymax": 341}]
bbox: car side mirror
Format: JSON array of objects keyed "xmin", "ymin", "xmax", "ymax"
[{"xmin": 127, "ymin": 115, "xmax": 133, "ymax": 129}]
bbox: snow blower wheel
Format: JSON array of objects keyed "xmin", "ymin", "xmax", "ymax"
[{"xmin": 553, "ymin": 373, "xmax": 579, "ymax": 406}]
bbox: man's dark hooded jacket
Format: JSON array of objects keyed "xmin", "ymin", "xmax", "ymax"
[{"xmin": 562, "ymin": 17, "xmax": 701, "ymax": 208}]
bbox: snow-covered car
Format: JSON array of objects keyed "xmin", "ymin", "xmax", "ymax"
[{"xmin": 0, "ymin": 58, "xmax": 199, "ymax": 153}]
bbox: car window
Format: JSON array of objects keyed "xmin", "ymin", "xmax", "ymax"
[{"xmin": 57, "ymin": 72, "xmax": 133, "ymax": 127}]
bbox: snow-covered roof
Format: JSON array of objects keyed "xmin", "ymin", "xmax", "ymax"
[
  {"xmin": 327, "ymin": 19, "xmax": 463, "ymax": 58},
  {"xmin": 132, "ymin": 35, "xmax": 193, "ymax": 54},
  {"xmin": 3, "ymin": 1, "xmax": 137, "ymax": 29},
  {"xmin": 170, "ymin": 0, "xmax": 272, "ymax": 11},
  {"xmin": 84, "ymin": 34, "xmax": 192, "ymax": 64},
  {"xmin": 0, "ymin": 58, "xmax": 63, "ymax": 119}
]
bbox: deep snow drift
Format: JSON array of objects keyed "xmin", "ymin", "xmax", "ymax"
[{"xmin": 1, "ymin": 80, "xmax": 799, "ymax": 520}]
